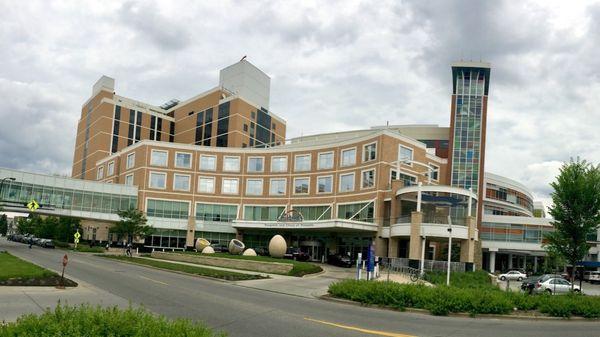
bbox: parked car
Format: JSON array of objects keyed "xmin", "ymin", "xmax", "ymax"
[
  {"xmin": 498, "ymin": 270, "xmax": 527, "ymax": 281},
  {"xmin": 38, "ymin": 239, "xmax": 55, "ymax": 249},
  {"xmin": 535, "ymin": 277, "xmax": 580, "ymax": 294},
  {"xmin": 211, "ymin": 244, "xmax": 229, "ymax": 253},
  {"xmin": 327, "ymin": 254, "xmax": 353, "ymax": 268},
  {"xmin": 254, "ymin": 247, "xmax": 269, "ymax": 256},
  {"xmin": 284, "ymin": 247, "xmax": 310, "ymax": 261},
  {"xmin": 583, "ymin": 271, "xmax": 600, "ymax": 284},
  {"xmin": 521, "ymin": 274, "xmax": 563, "ymax": 293}
]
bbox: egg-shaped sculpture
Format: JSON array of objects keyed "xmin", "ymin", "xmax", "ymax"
[
  {"xmin": 228, "ymin": 239, "xmax": 245, "ymax": 255},
  {"xmin": 195, "ymin": 238, "xmax": 211, "ymax": 251},
  {"xmin": 242, "ymin": 248, "xmax": 257, "ymax": 256},
  {"xmin": 268, "ymin": 235, "xmax": 287, "ymax": 258},
  {"xmin": 201, "ymin": 246, "xmax": 215, "ymax": 254}
]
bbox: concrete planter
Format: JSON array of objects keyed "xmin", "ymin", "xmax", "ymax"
[{"xmin": 151, "ymin": 251, "xmax": 293, "ymax": 274}]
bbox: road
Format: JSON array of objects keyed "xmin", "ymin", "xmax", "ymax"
[{"xmin": 2, "ymin": 239, "xmax": 600, "ymax": 337}]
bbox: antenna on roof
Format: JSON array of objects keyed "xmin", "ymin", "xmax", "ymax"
[{"xmin": 240, "ymin": 55, "xmax": 247, "ymax": 62}]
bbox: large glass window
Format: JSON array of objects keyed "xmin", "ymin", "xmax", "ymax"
[
  {"xmin": 338, "ymin": 202, "xmax": 375, "ymax": 223},
  {"xmin": 173, "ymin": 174, "xmax": 190, "ymax": 191},
  {"xmin": 361, "ymin": 169, "xmax": 375, "ymax": 189},
  {"xmin": 363, "ymin": 143, "xmax": 376, "ymax": 162},
  {"xmin": 293, "ymin": 205, "xmax": 332, "ymax": 220},
  {"xmin": 244, "ymin": 206, "xmax": 285, "ymax": 221},
  {"xmin": 269, "ymin": 178, "xmax": 286, "ymax": 196},
  {"xmin": 125, "ymin": 174, "xmax": 134, "ymax": 186},
  {"xmin": 317, "ymin": 176, "xmax": 333, "ymax": 193},
  {"xmin": 198, "ymin": 177, "xmax": 215, "ymax": 193},
  {"xmin": 341, "ymin": 148, "xmax": 356, "ymax": 167},
  {"xmin": 246, "ymin": 179, "xmax": 263, "ymax": 196},
  {"xmin": 149, "ymin": 172, "xmax": 167, "ymax": 189},
  {"xmin": 107, "ymin": 162, "xmax": 115, "ymax": 176},
  {"xmin": 97, "ymin": 166, "xmax": 104, "ymax": 180},
  {"xmin": 339, "ymin": 173, "xmax": 355, "ymax": 192},
  {"xmin": 399, "ymin": 146, "xmax": 413, "ymax": 164},
  {"xmin": 247, "ymin": 157, "xmax": 264, "ymax": 172},
  {"xmin": 126, "ymin": 152, "xmax": 135, "ymax": 169},
  {"xmin": 294, "ymin": 154, "xmax": 311, "ymax": 172},
  {"xmin": 199, "ymin": 155, "xmax": 216, "ymax": 171},
  {"xmin": 175, "ymin": 152, "xmax": 192, "ymax": 168},
  {"xmin": 294, "ymin": 178, "xmax": 309, "ymax": 194},
  {"xmin": 146, "ymin": 199, "xmax": 189, "ymax": 219},
  {"xmin": 318, "ymin": 152, "xmax": 334, "ymax": 170},
  {"xmin": 151, "ymin": 150, "xmax": 168, "ymax": 167},
  {"xmin": 196, "ymin": 203, "xmax": 237, "ymax": 222},
  {"xmin": 222, "ymin": 178, "xmax": 239, "ymax": 194},
  {"xmin": 223, "ymin": 156, "xmax": 240, "ymax": 172},
  {"xmin": 271, "ymin": 156, "xmax": 287, "ymax": 172}
]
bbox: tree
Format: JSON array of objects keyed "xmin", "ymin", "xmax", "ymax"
[
  {"xmin": 544, "ymin": 159, "xmax": 600, "ymax": 290},
  {"xmin": 110, "ymin": 209, "xmax": 153, "ymax": 244},
  {"xmin": 0, "ymin": 214, "xmax": 7, "ymax": 236}
]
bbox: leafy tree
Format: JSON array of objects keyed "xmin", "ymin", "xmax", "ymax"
[
  {"xmin": 0, "ymin": 214, "xmax": 7, "ymax": 236},
  {"xmin": 53, "ymin": 217, "xmax": 81, "ymax": 243},
  {"xmin": 544, "ymin": 159, "xmax": 600, "ymax": 289},
  {"xmin": 110, "ymin": 209, "xmax": 153, "ymax": 244},
  {"xmin": 16, "ymin": 216, "xmax": 36, "ymax": 235}
]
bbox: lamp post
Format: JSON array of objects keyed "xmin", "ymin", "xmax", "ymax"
[
  {"xmin": 0, "ymin": 177, "xmax": 16, "ymax": 202},
  {"xmin": 446, "ymin": 215, "xmax": 453, "ymax": 286}
]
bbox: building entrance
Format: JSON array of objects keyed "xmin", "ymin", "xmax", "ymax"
[{"xmin": 300, "ymin": 240, "xmax": 324, "ymax": 262}]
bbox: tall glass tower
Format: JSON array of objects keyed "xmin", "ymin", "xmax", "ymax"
[{"xmin": 448, "ymin": 62, "xmax": 491, "ymax": 225}]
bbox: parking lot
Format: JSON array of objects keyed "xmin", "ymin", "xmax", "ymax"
[{"xmin": 499, "ymin": 279, "xmax": 600, "ymax": 296}]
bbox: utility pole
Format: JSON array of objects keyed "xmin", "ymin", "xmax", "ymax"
[{"xmin": 447, "ymin": 215, "xmax": 453, "ymax": 286}]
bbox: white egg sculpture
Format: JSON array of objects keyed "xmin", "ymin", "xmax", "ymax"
[
  {"xmin": 228, "ymin": 239, "xmax": 245, "ymax": 255},
  {"xmin": 195, "ymin": 238, "xmax": 211, "ymax": 251},
  {"xmin": 268, "ymin": 235, "xmax": 287, "ymax": 258},
  {"xmin": 201, "ymin": 246, "xmax": 215, "ymax": 254},
  {"xmin": 242, "ymin": 248, "xmax": 257, "ymax": 256}
]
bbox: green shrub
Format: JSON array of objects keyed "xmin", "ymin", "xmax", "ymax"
[
  {"xmin": 426, "ymin": 270, "xmax": 493, "ymax": 289},
  {"xmin": 0, "ymin": 305, "xmax": 224, "ymax": 336}
]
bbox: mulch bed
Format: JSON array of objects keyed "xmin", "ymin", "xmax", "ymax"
[{"xmin": 0, "ymin": 275, "xmax": 78, "ymax": 287}]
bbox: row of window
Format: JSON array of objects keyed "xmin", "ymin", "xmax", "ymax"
[
  {"xmin": 147, "ymin": 169, "xmax": 376, "ymax": 195},
  {"xmin": 145, "ymin": 200, "xmax": 375, "ymax": 223}
]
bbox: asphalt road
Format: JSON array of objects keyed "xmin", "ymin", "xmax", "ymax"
[{"xmin": 3, "ymin": 239, "xmax": 600, "ymax": 337}]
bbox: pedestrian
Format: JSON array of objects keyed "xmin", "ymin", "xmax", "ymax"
[
  {"xmin": 126, "ymin": 242, "xmax": 132, "ymax": 257},
  {"xmin": 28, "ymin": 237, "xmax": 33, "ymax": 249},
  {"xmin": 105, "ymin": 242, "xmax": 110, "ymax": 251}
]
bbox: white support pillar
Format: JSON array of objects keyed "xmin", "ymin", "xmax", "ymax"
[
  {"xmin": 420, "ymin": 236, "xmax": 426, "ymax": 276},
  {"xmin": 467, "ymin": 188, "xmax": 473, "ymax": 217},
  {"xmin": 416, "ymin": 182, "xmax": 423, "ymax": 212},
  {"xmin": 489, "ymin": 251, "xmax": 496, "ymax": 273},
  {"xmin": 533, "ymin": 256, "xmax": 538, "ymax": 273},
  {"xmin": 508, "ymin": 253, "xmax": 513, "ymax": 269}
]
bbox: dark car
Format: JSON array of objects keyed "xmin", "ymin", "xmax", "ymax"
[
  {"xmin": 327, "ymin": 254, "xmax": 353, "ymax": 268},
  {"xmin": 211, "ymin": 244, "xmax": 229, "ymax": 253},
  {"xmin": 254, "ymin": 247, "xmax": 269, "ymax": 256},
  {"xmin": 283, "ymin": 247, "xmax": 310, "ymax": 261},
  {"xmin": 39, "ymin": 239, "xmax": 55, "ymax": 249},
  {"xmin": 521, "ymin": 274, "xmax": 563, "ymax": 294}
]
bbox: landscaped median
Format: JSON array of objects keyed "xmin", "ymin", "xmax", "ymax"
[
  {"xmin": 151, "ymin": 251, "xmax": 323, "ymax": 277},
  {"xmin": 0, "ymin": 252, "xmax": 77, "ymax": 287},
  {"xmin": 101, "ymin": 255, "xmax": 267, "ymax": 281},
  {"xmin": 0, "ymin": 304, "xmax": 225, "ymax": 337},
  {"xmin": 327, "ymin": 271, "xmax": 600, "ymax": 318}
]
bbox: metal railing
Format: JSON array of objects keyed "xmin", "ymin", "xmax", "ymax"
[{"xmin": 380, "ymin": 257, "xmax": 466, "ymax": 274}]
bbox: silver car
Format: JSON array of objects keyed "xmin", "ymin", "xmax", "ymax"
[
  {"xmin": 498, "ymin": 270, "xmax": 527, "ymax": 281},
  {"xmin": 535, "ymin": 277, "xmax": 581, "ymax": 294}
]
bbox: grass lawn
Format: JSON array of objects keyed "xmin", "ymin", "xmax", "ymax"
[
  {"xmin": 101, "ymin": 255, "xmax": 267, "ymax": 281},
  {"xmin": 183, "ymin": 252, "xmax": 323, "ymax": 277},
  {"xmin": 0, "ymin": 252, "xmax": 57, "ymax": 281}
]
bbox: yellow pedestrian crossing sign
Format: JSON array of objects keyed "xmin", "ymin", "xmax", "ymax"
[
  {"xmin": 74, "ymin": 231, "xmax": 81, "ymax": 240},
  {"xmin": 27, "ymin": 199, "xmax": 39, "ymax": 212}
]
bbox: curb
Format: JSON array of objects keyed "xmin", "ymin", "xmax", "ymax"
[{"xmin": 319, "ymin": 295, "xmax": 595, "ymax": 321}]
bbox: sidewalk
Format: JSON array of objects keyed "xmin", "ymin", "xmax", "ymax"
[{"xmin": 0, "ymin": 280, "xmax": 130, "ymax": 322}]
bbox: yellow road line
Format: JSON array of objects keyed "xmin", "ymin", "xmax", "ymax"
[
  {"xmin": 303, "ymin": 317, "xmax": 416, "ymax": 337},
  {"xmin": 139, "ymin": 275, "xmax": 168, "ymax": 285}
]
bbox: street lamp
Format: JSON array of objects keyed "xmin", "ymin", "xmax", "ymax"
[
  {"xmin": 0, "ymin": 177, "xmax": 16, "ymax": 202},
  {"xmin": 446, "ymin": 215, "xmax": 453, "ymax": 286}
]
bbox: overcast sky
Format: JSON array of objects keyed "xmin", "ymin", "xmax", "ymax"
[{"xmin": 1, "ymin": 0, "xmax": 599, "ymax": 208}]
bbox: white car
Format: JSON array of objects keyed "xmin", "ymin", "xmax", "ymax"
[
  {"xmin": 498, "ymin": 270, "xmax": 527, "ymax": 281},
  {"xmin": 535, "ymin": 277, "xmax": 580, "ymax": 294}
]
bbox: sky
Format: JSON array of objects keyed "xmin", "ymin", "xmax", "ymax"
[{"xmin": 0, "ymin": 0, "xmax": 599, "ymax": 209}]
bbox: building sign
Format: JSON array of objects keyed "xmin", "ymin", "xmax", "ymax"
[{"xmin": 277, "ymin": 209, "xmax": 303, "ymax": 222}]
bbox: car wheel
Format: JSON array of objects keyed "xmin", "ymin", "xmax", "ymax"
[
  {"xmin": 500, "ymin": 276, "xmax": 506, "ymax": 281},
  {"xmin": 517, "ymin": 277, "xmax": 523, "ymax": 281},
  {"xmin": 574, "ymin": 289, "xmax": 581, "ymax": 293},
  {"xmin": 546, "ymin": 289, "xmax": 553, "ymax": 294}
]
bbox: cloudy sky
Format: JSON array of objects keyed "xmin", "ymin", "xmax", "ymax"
[{"xmin": 1, "ymin": 0, "xmax": 599, "ymax": 207}]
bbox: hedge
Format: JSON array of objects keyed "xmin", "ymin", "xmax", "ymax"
[
  {"xmin": 328, "ymin": 279, "xmax": 600, "ymax": 318},
  {"xmin": 0, "ymin": 305, "xmax": 225, "ymax": 337}
]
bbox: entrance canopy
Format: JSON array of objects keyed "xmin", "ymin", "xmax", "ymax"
[{"xmin": 232, "ymin": 219, "xmax": 378, "ymax": 232}]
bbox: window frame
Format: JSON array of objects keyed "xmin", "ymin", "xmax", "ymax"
[
  {"xmin": 269, "ymin": 178, "xmax": 287, "ymax": 196},
  {"xmin": 97, "ymin": 166, "xmax": 104, "ymax": 180},
  {"xmin": 223, "ymin": 156, "xmax": 241, "ymax": 172},
  {"xmin": 174, "ymin": 151, "xmax": 193, "ymax": 169},
  {"xmin": 317, "ymin": 151, "xmax": 334, "ymax": 170},
  {"xmin": 339, "ymin": 172, "xmax": 355, "ymax": 192},
  {"xmin": 247, "ymin": 156, "xmax": 265, "ymax": 173},
  {"xmin": 125, "ymin": 173, "xmax": 134, "ymax": 186},
  {"xmin": 221, "ymin": 177, "xmax": 239, "ymax": 195},
  {"xmin": 270, "ymin": 155, "xmax": 288, "ymax": 172},
  {"xmin": 316, "ymin": 175, "xmax": 333, "ymax": 194},
  {"xmin": 340, "ymin": 147, "xmax": 357, "ymax": 167},
  {"xmin": 150, "ymin": 149, "xmax": 168, "ymax": 167},
  {"xmin": 107, "ymin": 161, "xmax": 115, "ymax": 176},
  {"xmin": 294, "ymin": 154, "xmax": 312, "ymax": 172},
  {"xmin": 399, "ymin": 145, "xmax": 414, "ymax": 166},
  {"xmin": 293, "ymin": 177, "xmax": 310, "ymax": 195},
  {"xmin": 362, "ymin": 142, "xmax": 377, "ymax": 162},
  {"xmin": 126, "ymin": 152, "xmax": 135, "ymax": 170},
  {"xmin": 245, "ymin": 178, "xmax": 264, "ymax": 196},
  {"xmin": 148, "ymin": 171, "xmax": 167, "ymax": 190},
  {"xmin": 197, "ymin": 176, "xmax": 215, "ymax": 194},
  {"xmin": 199, "ymin": 154, "xmax": 217, "ymax": 172},
  {"xmin": 361, "ymin": 168, "xmax": 376, "ymax": 189},
  {"xmin": 173, "ymin": 173, "xmax": 191, "ymax": 192},
  {"xmin": 428, "ymin": 163, "xmax": 440, "ymax": 182}
]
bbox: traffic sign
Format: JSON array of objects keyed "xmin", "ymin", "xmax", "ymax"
[
  {"xmin": 74, "ymin": 231, "xmax": 81, "ymax": 240},
  {"xmin": 62, "ymin": 254, "xmax": 68, "ymax": 267},
  {"xmin": 27, "ymin": 199, "xmax": 39, "ymax": 212}
]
